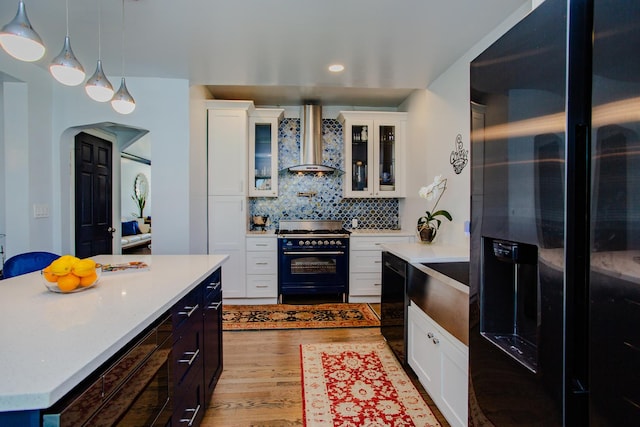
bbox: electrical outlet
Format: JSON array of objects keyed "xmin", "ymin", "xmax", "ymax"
[{"xmin": 352, "ymin": 218, "xmax": 358, "ymax": 228}]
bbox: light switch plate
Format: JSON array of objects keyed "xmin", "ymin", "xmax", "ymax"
[{"xmin": 33, "ymin": 204, "xmax": 49, "ymax": 218}]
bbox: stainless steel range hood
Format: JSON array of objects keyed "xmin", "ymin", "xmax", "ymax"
[{"xmin": 287, "ymin": 104, "xmax": 337, "ymax": 174}]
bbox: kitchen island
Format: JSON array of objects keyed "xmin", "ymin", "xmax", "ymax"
[
  {"xmin": 0, "ymin": 254, "xmax": 227, "ymax": 426},
  {"xmin": 379, "ymin": 243, "xmax": 469, "ymax": 427}
]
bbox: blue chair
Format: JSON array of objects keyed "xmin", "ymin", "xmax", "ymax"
[{"xmin": 2, "ymin": 252, "xmax": 60, "ymax": 279}]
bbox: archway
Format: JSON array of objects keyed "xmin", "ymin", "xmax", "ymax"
[{"xmin": 58, "ymin": 123, "xmax": 149, "ymax": 255}]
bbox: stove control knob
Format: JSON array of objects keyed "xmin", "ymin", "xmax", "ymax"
[
  {"xmin": 298, "ymin": 240, "xmax": 304, "ymax": 246},
  {"xmin": 311, "ymin": 240, "xmax": 317, "ymax": 245},
  {"xmin": 324, "ymin": 240, "xmax": 330, "ymax": 246},
  {"xmin": 305, "ymin": 240, "xmax": 311, "ymax": 246},
  {"xmin": 330, "ymin": 240, "xmax": 336, "ymax": 246}
]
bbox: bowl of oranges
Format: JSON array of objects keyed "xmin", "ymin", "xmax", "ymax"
[{"xmin": 41, "ymin": 255, "xmax": 102, "ymax": 293}]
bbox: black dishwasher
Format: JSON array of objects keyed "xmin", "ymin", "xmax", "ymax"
[{"xmin": 381, "ymin": 251, "xmax": 408, "ymax": 364}]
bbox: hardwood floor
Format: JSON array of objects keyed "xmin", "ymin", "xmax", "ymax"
[{"xmin": 202, "ymin": 326, "xmax": 450, "ymax": 427}]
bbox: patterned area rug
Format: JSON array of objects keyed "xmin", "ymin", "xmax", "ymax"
[
  {"xmin": 222, "ymin": 303, "xmax": 380, "ymax": 331},
  {"xmin": 301, "ymin": 341, "xmax": 440, "ymax": 427}
]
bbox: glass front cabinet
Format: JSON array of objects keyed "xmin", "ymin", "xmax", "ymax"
[
  {"xmin": 249, "ymin": 108, "xmax": 284, "ymax": 197},
  {"xmin": 338, "ymin": 111, "xmax": 407, "ymax": 198}
]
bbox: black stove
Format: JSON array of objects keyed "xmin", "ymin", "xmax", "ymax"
[{"xmin": 277, "ymin": 220, "xmax": 350, "ymax": 302}]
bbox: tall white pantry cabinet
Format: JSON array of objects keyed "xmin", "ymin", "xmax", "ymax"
[{"xmin": 207, "ymin": 100, "xmax": 254, "ymax": 298}]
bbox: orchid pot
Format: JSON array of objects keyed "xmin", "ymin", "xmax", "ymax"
[{"xmin": 417, "ymin": 175, "xmax": 452, "ymax": 243}]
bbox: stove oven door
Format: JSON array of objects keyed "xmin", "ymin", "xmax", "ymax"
[{"xmin": 278, "ymin": 248, "xmax": 348, "ymax": 300}]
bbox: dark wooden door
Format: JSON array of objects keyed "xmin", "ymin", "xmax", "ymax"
[{"xmin": 75, "ymin": 132, "xmax": 113, "ymax": 257}]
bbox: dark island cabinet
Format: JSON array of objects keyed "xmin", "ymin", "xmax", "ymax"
[
  {"xmin": 171, "ymin": 267, "xmax": 222, "ymax": 426},
  {"xmin": 202, "ymin": 269, "xmax": 223, "ymax": 402}
]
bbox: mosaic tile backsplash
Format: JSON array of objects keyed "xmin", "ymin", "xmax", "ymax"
[{"xmin": 249, "ymin": 118, "xmax": 399, "ymax": 230}]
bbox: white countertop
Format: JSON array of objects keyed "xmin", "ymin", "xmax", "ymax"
[
  {"xmin": 380, "ymin": 242, "xmax": 469, "ymax": 263},
  {"xmin": 246, "ymin": 229, "xmax": 415, "ymax": 237},
  {"xmin": 350, "ymin": 229, "xmax": 415, "ymax": 237},
  {"xmin": 246, "ymin": 230, "xmax": 276, "ymax": 237},
  {"xmin": 0, "ymin": 254, "xmax": 227, "ymax": 412}
]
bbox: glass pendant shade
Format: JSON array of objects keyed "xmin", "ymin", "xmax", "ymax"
[
  {"xmin": 0, "ymin": 1, "xmax": 45, "ymax": 62},
  {"xmin": 111, "ymin": 77, "xmax": 135, "ymax": 114},
  {"xmin": 49, "ymin": 35, "xmax": 85, "ymax": 86},
  {"xmin": 85, "ymin": 60, "xmax": 113, "ymax": 102}
]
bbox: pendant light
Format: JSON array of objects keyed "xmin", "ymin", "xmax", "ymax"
[
  {"xmin": 49, "ymin": 0, "xmax": 85, "ymax": 86},
  {"xmin": 111, "ymin": 0, "xmax": 135, "ymax": 114},
  {"xmin": 0, "ymin": 1, "xmax": 45, "ymax": 62},
  {"xmin": 85, "ymin": 0, "xmax": 113, "ymax": 102}
]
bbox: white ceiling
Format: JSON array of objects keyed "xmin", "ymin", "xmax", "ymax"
[{"xmin": 0, "ymin": 0, "xmax": 529, "ymax": 106}]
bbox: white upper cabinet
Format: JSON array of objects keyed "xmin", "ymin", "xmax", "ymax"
[
  {"xmin": 207, "ymin": 100, "xmax": 254, "ymax": 196},
  {"xmin": 248, "ymin": 108, "xmax": 284, "ymax": 197},
  {"xmin": 339, "ymin": 111, "xmax": 407, "ymax": 198}
]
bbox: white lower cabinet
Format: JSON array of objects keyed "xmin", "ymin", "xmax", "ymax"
[
  {"xmin": 408, "ymin": 303, "xmax": 468, "ymax": 427},
  {"xmin": 245, "ymin": 237, "xmax": 278, "ymax": 301},
  {"xmin": 349, "ymin": 235, "xmax": 413, "ymax": 302},
  {"xmin": 208, "ymin": 196, "xmax": 246, "ymax": 298}
]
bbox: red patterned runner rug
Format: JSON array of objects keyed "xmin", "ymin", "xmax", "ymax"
[
  {"xmin": 300, "ymin": 341, "xmax": 440, "ymax": 427},
  {"xmin": 223, "ymin": 303, "xmax": 380, "ymax": 331}
]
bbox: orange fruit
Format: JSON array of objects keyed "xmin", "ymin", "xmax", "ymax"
[
  {"xmin": 42, "ymin": 266, "xmax": 58, "ymax": 283},
  {"xmin": 57, "ymin": 274, "xmax": 80, "ymax": 292},
  {"xmin": 73, "ymin": 259, "xmax": 97, "ymax": 277},
  {"xmin": 79, "ymin": 271, "xmax": 98, "ymax": 287}
]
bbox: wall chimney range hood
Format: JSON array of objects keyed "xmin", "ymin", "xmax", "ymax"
[{"xmin": 287, "ymin": 104, "xmax": 338, "ymax": 174}]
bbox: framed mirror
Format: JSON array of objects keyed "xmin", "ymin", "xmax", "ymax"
[{"xmin": 134, "ymin": 173, "xmax": 149, "ymax": 199}]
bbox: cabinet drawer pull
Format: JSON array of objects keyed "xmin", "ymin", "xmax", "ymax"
[
  {"xmin": 432, "ymin": 338, "xmax": 440, "ymax": 345},
  {"xmin": 256, "ymin": 243, "xmax": 268, "ymax": 247},
  {"xmin": 179, "ymin": 404, "xmax": 201, "ymax": 425},
  {"xmin": 427, "ymin": 332, "xmax": 434, "ymax": 339},
  {"xmin": 255, "ymin": 262, "xmax": 269, "ymax": 265},
  {"xmin": 178, "ymin": 349, "xmax": 200, "ymax": 366},
  {"xmin": 256, "ymin": 285, "xmax": 269, "ymax": 288},
  {"xmin": 179, "ymin": 304, "xmax": 199, "ymax": 318},
  {"xmin": 374, "ymin": 283, "xmax": 381, "ymax": 286},
  {"xmin": 208, "ymin": 302, "xmax": 222, "ymax": 310},
  {"xmin": 207, "ymin": 281, "xmax": 221, "ymax": 291},
  {"xmin": 374, "ymin": 260, "xmax": 382, "ymax": 264}
]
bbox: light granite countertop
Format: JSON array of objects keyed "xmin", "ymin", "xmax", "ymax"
[
  {"xmin": 246, "ymin": 230, "xmax": 277, "ymax": 237},
  {"xmin": 0, "ymin": 254, "xmax": 227, "ymax": 412},
  {"xmin": 380, "ymin": 242, "xmax": 469, "ymax": 263},
  {"xmin": 350, "ymin": 229, "xmax": 415, "ymax": 237},
  {"xmin": 246, "ymin": 229, "xmax": 415, "ymax": 237}
]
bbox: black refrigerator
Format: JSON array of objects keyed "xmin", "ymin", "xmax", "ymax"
[{"xmin": 469, "ymin": 0, "xmax": 640, "ymax": 425}]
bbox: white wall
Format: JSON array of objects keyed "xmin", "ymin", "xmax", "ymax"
[
  {"xmin": 188, "ymin": 85, "xmax": 212, "ymax": 254},
  {"xmin": 52, "ymin": 76, "xmax": 190, "ymax": 255},
  {"xmin": 402, "ymin": 1, "xmax": 535, "ymax": 247},
  {"xmin": 0, "ymin": 56, "xmax": 54, "ymax": 259},
  {"xmin": 398, "ymin": 90, "xmax": 429, "ymax": 234}
]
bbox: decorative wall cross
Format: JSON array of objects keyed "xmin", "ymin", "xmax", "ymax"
[{"xmin": 450, "ymin": 134, "xmax": 468, "ymax": 174}]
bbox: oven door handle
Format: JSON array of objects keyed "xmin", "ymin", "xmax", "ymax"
[{"xmin": 283, "ymin": 251, "xmax": 345, "ymax": 256}]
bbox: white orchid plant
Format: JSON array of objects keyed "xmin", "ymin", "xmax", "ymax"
[{"xmin": 417, "ymin": 175, "xmax": 452, "ymax": 234}]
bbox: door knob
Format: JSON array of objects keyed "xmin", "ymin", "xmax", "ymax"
[{"xmin": 107, "ymin": 227, "xmax": 116, "ymax": 233}]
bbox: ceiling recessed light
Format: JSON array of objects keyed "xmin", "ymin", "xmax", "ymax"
[{"xmin": 328, "ymin": 64, "xmax": 345, "ymax": 73}]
